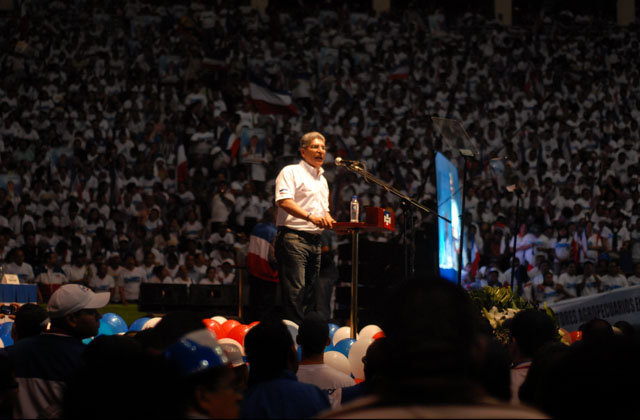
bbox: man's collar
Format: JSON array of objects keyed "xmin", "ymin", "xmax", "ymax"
[{"xmin": 299, "ymin": 159, "xmax": 324, "ymax": 177}]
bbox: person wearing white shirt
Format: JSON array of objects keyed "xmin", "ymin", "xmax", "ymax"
[
  {"xmin": 600, "ymin": 260, "xmax": 629, "ymax": 292},
  {"xmin": 181, "ymin": 208, "xmax": 204, "ymax": 241},
  {"xmin": 533, "ymin": 225, "xmax": 554, "ymax": 264},
  {"xmin": 627, "ymin": 263, "xmax": 640, "ymax": 286},
  {"xmin": 106, "ymin": 254, "xmax": 123, "ymax": 303},
  {"xmin": 210, "ymin": 183, "xmax": 236, "ymax": 228},
  {"xmin": 62, "ymin": 253, "xmax": 89, "ymax": 284},
  {"xmin": 208, "ymin": 225, "xmax": 236, "ymax": 246},
  {"xmin": 274, "ymin": 132, "xmax": 336, "ymax": 325},
  {"xmin": 35, "ymin": 251, "xmax": 67, "ymax": 285},
  {"xmin": 215, "ymin": 259, "xmax": 236, "ymax": 285},
  {"xmin": 556, "ymin": 261, "xmax": 579, "ymax": 298},
  {"xmin": 198, "ymin": 266, "xmax": 220, "ymax": 285},
  {"xmin": 148, "ymin": 266, "xmax": 171, "ymax": 284},
  {"xmin": 119, "ymin": 254, "xmax": 146, "ymax": 304},
  {"xmin": 89, "ymin": 262, "xmax": 116, "ymax": 300},
  {"xmin": 167, "ymin": 265, "xmax": 194, "ymax": 287},
  {"xmin": 140, "ymin": 251, "xmax": 157, "ymax": 283},
  {"xmin": 296, "ymin": 313, "xmax": 355, "ymax": 408},
  {"xmin": 578, "ymin": 261, "xmax": 601, "ymax": 296},
  {"xmin": 4, "ymin": 249, "xmax": 35, "ymax": 284},
  {"xmin": 536, "ymin": 271, "xmax": 563, "ymax": 306},
  {"xmin": 511, "ymin": 224, "xmax": 537, "ymax": 267}
]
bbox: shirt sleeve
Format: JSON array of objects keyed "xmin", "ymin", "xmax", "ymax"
[{"xmin": 275, "ymin": 166, "xmax": 296, "ymax": 203}]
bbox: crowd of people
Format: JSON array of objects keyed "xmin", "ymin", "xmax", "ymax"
[
  {"xmin": 4, "ymin": 276, "xmax": 638, "ymax": 418},
  {"xmin": 1, "ymin": 0, "xmax": 640, "ymax": 315},
  {"xmin": 0, "ymin": 2, "xmax": 639, "ymax": 418}
]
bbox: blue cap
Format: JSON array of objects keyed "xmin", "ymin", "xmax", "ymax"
[{"xmin": 165, "ymin": 329, "xmax": 230, "ymax": 375}]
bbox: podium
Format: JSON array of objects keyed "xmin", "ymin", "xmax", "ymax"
[{"xmin": 333, "ymin": 207, "xmax": 395, "ymax": 338}]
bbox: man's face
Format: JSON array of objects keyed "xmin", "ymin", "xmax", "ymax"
[
  {"xmin": 584, "ymin": 263, "xmax": 593, "ymax": 275},
  {"xmin": 186, "ymin": 255, "xmax": 195, "ymax": 269},
  {"xmin": 69, "ymin": 308, "xmax": 101, "ymax": 338},
  {"xmin": 300, "ymin": 138, "xmax": 326, "ymax": 170}
]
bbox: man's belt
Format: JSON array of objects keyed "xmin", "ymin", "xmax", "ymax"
[{"xmin": 278, "ymin": 226, "xmax": 322, "ymax": 243}]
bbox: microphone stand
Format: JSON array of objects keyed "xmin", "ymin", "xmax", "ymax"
[{"xmin": 338, "ymin": 161, "xmax": 450, "ymax": 283}]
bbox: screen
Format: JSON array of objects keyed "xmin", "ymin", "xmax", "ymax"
[{"xmin": 436, "ymin": 152, "xmax": 462, "ymax": 284}]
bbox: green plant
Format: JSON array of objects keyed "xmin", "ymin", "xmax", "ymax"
[{"xmin": 468, "ymin": 286, "xmax": 561, "ymax": 344}]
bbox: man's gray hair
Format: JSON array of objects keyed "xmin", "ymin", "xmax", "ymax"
[{"xmin": 299, "ymin": 131, "xmax": 326, "ymax": 149}]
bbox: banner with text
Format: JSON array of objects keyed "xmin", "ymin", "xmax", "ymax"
[{"xmin": 550, "ymin": 285, "xmax": 640, "ymax": 331}]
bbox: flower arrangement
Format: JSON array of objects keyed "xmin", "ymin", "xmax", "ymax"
[{"xmin": 468, "ymin": 286, "xmax": 564, "ymax": 344}]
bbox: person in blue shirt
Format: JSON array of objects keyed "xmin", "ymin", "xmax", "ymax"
[{"xmin": 240, "ymin": 318, "xmax": 330, "ymax": 419}]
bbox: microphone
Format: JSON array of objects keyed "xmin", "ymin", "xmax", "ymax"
[{"xmin": 335, "ymin": 157, "xmax": 362, "ymax": 167}]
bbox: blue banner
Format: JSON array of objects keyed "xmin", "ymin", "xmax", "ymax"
[{"xmin": 436, "ymin": 152, "xmax": 461, "ymax": 283}]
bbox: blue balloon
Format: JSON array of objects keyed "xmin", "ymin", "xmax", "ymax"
[
  {"xmin": 328, "ymin": 323, "xmax": 339, "ymax": 339},
  {"xmin": 0, "ymin": 332, "xmax": 13, "ymax": 347},
  {"xmin": 334, "ymin": 338, "xmax": 356, "ymax": 359},
  {"xmin": 129, "ymin": 317, "xmax": 151, "ymax": 332},
  {"xmin": 0, "ymin": 322, "xmax": 13, "ymax": 337},
  {"xmin": 101, "ymin": 313, "xmax": 128, "ymax": 334},
  {"xmin": 82, "ymin": 337, "xmax": 93, "ymax": 345},
  {"xmin": 298, "ymin": 345, "xmax": 302, "ymax": 362},
  {"xmin": 97, "ymin": 319, "xmax": 116, "ymax": 337},
  {"xmin": 324, "ymin": 344, "xmax": 334, "ymax": 353}
]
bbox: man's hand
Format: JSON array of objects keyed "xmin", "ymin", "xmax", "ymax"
[{"xmin": 310, "ymin": 214, "xmax": 335, "ymax": 229}]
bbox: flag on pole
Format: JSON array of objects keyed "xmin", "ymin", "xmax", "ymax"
[
  {"xmin": 249, "ymin": 79, "xmax": 299, "ymax": 115},
  {"xmin": 469, "ymin": 236, "xmax": 481, "ymax": 276},
  {"xmin": 387, "ymin": 60, "xmax": 409, "ymax": 81},
  {"xmin": 226, "ymin": 132, "xmax": 241, "ymax": 161},
  {"xmin": 176, "ymin": 142, "xmax": 188, "ymax": 185}
]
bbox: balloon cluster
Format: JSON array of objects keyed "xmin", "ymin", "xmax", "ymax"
[
  {"xmin": 323, "ymin": 324, "xmax": 384, "ymax": 381},
  {"xmin": 81, "ymin": 312, "xmax": 131, "ymax": 345},
  {"xmin": 129, "ymin": 315, "xmax": 385, "ymax": 382},
  {"xmin": 0, "ymin": 310, "xmax": 386, "ymax": 381}
]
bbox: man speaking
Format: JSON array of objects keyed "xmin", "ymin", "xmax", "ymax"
[{"xmin": 274, "ymin": 132, "xmax": 335, "ymax": 324}]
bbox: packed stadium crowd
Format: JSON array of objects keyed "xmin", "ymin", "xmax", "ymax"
[
  {"xmin": 1, "ymin": 0, "xmax": 640, "ymax": 313},
  {"xmin": 0, "ymin": 0, "xmax": 639, "ymax": 419}
]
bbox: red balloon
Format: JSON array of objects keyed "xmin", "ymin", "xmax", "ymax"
[
  {"xmin": 202, "ymin": 319, "xmax": 223, "ymax": 338},
  {"xmin": 227, "ymin": 324, "xmax": 251, "ymax": 346},
  {"xmin": 249, "ymin": 321, "xmax": 260, "ymax": 328},
  {"xmin": 222, "ymin": 320, "xmax": 241, "ymax": 338},
  {"xmin": 570, "ymin": 330, "xmax": 582, "ymax": 343},
  {"xmin": 372, "ymin": 331, "xmax": 385, "ymax": 340}
]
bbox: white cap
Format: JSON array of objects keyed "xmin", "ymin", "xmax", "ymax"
[{"xmin": 47, "ymin": 284, "xmax": 110, "ymax": 319}]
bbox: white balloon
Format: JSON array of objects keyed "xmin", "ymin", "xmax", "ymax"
[
  {"xmin": 283, "ymin": 319, "xmax": 299, "ymax": 349},
  {"xmin": 218, "ymin": 337, "xmax": 245, "ymax": 355},
  {"xmin": 211, "ymin": 316, "xmax": 228, "ymax": 324},
  {"xmin": 142, "ymin": 317, "xmax": 162, "ymax": 330},
  {"xmin": 0, "ymin": 337, "xmax": 4, "ymax": 349},
  {"xmin": 348, "ymin": 337, "xmax": 374, "ymax": 380},
  {"xmin": 324, "ymin": 351, "xmax": 351, "ymax": 376},
  {"xmin": 358, "ymin": 324, "xmax": 383, "ymax": 340},
  {"xmin": 332, "ymin": 326, "xmax": 357, "ymax": 346}
]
